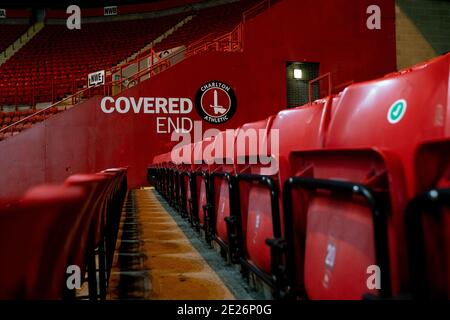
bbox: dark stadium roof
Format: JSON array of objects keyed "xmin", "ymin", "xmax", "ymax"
[{"xmin": 0, "ymin": 0, "xmax": 176, "ymax": 9}]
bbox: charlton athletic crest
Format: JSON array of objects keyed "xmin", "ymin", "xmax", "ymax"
[{"xmin": 195, "ymin": 80, "xmax": 237, "ymax": 124}]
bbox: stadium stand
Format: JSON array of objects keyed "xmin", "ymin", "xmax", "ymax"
[
  {"xmin": 0, "ymin": 14, "xmax": 187, "ymax": 106},
  {"xmin": 0, "ymin": 168, "xmax": 127, "ymax": 300},
  {"xmin": 1, "ymin": 0, "xmax": 448, "ymax": 303},
  {"xmin": 0, "ymin": 107, "xmax": 60, "ymax": 141},
  {"xmin": 0, "ymin": 0, "xmax": 258, "ymax": 141},
  {"xmin": 0, "ymin": 24, "xmax": 29, "ymax": 53},
  {"xmin": 149, "ymin": 52, "xmax": 450, "ymax": 300},
  {"xmin": 154, "ymin": 0, "xmax": 260, "ymax": 51}
]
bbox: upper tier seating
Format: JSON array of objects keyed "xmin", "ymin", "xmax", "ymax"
[
  {"xmin": 154, "ymin": 0, "xmax": 261, "ymax": 52},
  {"xmin": 0, "ymin": 14, "xmax": 187, "ymax": 106},
  {"xmin": 0, "ymin": 24, "xmax": 29, "ymax": 52},
  {"xmin": 0, "ymin": 1, "xmax": 260, "ymax": 109},
  {"xmin": 0, "ymin": 1, "xmax": 261, "ymax": 141}
]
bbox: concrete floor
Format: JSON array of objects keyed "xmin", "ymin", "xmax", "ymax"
[{"xmin": 108, "ymin": 188, "xmax": 262, "ymax": 300}]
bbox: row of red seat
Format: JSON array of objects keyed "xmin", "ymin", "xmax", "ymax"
[
  {"xmin": 0, "ymin": 24, "xmax": 29, "ymax": 52},
  {"xmin": 0, "ymin": 14, "xmax": 187, "ymax": 106},
  {"xmin": 0, "ymin": 1, "xmax": 263, "ymax": 110},
  {"xmin": 148, "ymin": 53, "xmax": 450, "ymax": 300},
  {"xmin": 0, "ymin": 107, "xmax": 63, "ymax": 141},
  {"xmin": 0, "ymin": 168, "xmax": 128, "ymax": 300}
]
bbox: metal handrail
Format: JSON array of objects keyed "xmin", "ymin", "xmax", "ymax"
[
  {"xmin": 308, "ymin": 72, "xmax": 332, "ymax": 104},
  {"xmin": 0, "ymin": 1, "xmax": 273, "ymax": 119},
  {"xmin": 0, "ymin": 83, "xmax": 93, "ymax": 134},
  {"xmin": 243, "ymin": 0, "xmax": 271, "ymax": 23}
]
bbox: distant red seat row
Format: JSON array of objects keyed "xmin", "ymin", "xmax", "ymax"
[
  {"xmin": 0, "ymin": 107, "xmax": 62, "ymax": 141},
  {"xmin": 0, "ymin": 13, "xmax": 187, "ymax": 106},
  {"xmin": 154, "ymin": 0, "xmax": 260, "ymax": 52},
  {"xmin": 0, "ymin": 168, "xmax": 127, "ymax": 300},
  {"xmin": 149, "ymin": 53, "xmax": 450, "ymax": 300},
  {"xmin": 0, "ymin": 24, "xmax": 29, "ymax": 52},
  {"xmin": 0, "ymin": 1, "xmax": 258, "ymax": 107}
]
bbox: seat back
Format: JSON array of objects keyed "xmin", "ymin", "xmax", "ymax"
[
  {"xmin": 269, "ymin": 98, "xmax": 333, "ymax": 294},
  {"xmin": 192, "ymin": 137, "xmax": 215, "ymax": 227},
  {"xmin": 0, "ymin": 185, "xmax": 87, "ymax": 299},
  {"xmin": 288, "ymin": 53, "xmax": 450, "ymax": 299},
  {"xmin": 327, "ymin": 53, "xmax": 450, "ymax": 197},
  {"xmin": 406, "ymin": 139, "xmax": 450, "ymax": 299},
  {"xmin": 180, "ymin": 144, "xmax": 194, "ymax": 217},
  {"xmin": 209, "ymin": 130, "xmax": 237, "ymax": 244},
  {"xmin": 64, "ymin": 174, "xmax": 110, "ymax": 268},
  {"xmin": 235, "ymin": 117, "xmax": 278, "ymax": 276}
]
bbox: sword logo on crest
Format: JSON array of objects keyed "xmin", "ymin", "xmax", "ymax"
[{"xmin": 210, "ymin": 90, "xmax": 227, "ymax": 115}]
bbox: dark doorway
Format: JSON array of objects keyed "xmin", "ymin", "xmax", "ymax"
[{"xmin": 286, "ymin": 61, "xmax": 320, "ymax": 108}]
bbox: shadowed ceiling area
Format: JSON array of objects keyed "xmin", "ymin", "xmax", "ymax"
[{"xmin": 0, "ymin": 0, "xmax": 196, "ymax": 9}]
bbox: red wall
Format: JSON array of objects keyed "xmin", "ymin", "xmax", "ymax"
[
  {"xmin": 241, "ymin": 0, "xmax": 396, "ymax": 107},
  {"xmin": 0, "ymin": 0, "xmax": 396, "ymax": 197}
]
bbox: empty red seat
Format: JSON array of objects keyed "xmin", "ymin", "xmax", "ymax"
[
  {"xmin": 159, "ymin": 152, "xmax": 173, "ymax": 203},
  {"xmin": 405, "ymin": 139, "xmax": 450, "ymax": 299},
  {"xmin": 171, "ymin": 143, "xmax": 194, "ymax": 219},
  {"xmin": 0, "ymin": 13, "xmax": 189, "ymax": 106},
  {"xmin": 0, "ymin": 185, "xmax": 87, "ymax": 299},
  {"xmin": 191, "ymin": 137, "xmax": 215, "ymax": 232},
  {"xmin": 281, "ymin": 53, "xmax": 449, "ymax": 299},
  {"xmin": 263, "ymin": 97, "xmax": 333, "ymax": 297},
  {"xmin": 0, "ymin": 24, "xmax": 29, "ymax": 53},
  {"xmin": 208, "ymin": 130, "xmax": 238, "ymax": 258},
  {"xmin": 233, "ymin": 116, "xmax": 281, "ymax": 287},
  {"xmin": 99, "ymin": 168, "xmax": 128, "ymax": 274},
  {"xmin": 64, "ymin": 173, "xmax": 111, "ymax": 299},
  {"xmin": 3, "ymin": 116, "xmax": 11, "ymax": 125},
  {"xmin": 144, "ymin": 53, "xmax": 449, "ymax": 300}
]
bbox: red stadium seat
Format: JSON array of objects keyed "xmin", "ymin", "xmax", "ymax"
[
  {"xmin": 262, "ymin": 98, "xmax": 334, "ymax": 297},
  {"xmin": 280, "ymin": 53, "xmax": 449, "ymax": 300},
  {"xmin": 0, "ymin": 185, "xmax": 87, "ymax": 299},
  {"xmin": 232, "ymin": 116, "xmax": 282, "ymax": 289},
  {"xmin": 154, "ymin": 0, "xmax": 259, "ymax": 52},
  {"xmin": 64, "ymin": 173, "xmax": 112, "ymax": 300},
  {"xmin": 99, "ymin": 168, "xmax": 128, "ymax": 275},
  {"xmin": 208, "ymin": 130, "xmax": 239, "ymax": 260},
  {"xmin": 405, "ymin": 139, "xmax": 450, "ymax": 299},
  {"xmin": 171, "ymin": 143, "xmax": 194, "ymax": 219},
  {"xmin": 158, "ymin": 152, "xmax": 173, "ymax": 203},
  {"xmin": 0, "ymin": 24, "xmax": 29, "ymax": 52},
  {"xmin": 190, "ymin": 137, "xmax": 215, "ymax": 233}
]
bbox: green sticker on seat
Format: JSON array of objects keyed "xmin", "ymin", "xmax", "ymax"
[{"xmin": 387, "ymin": 99, "xmax": 407, "ymax": 124}]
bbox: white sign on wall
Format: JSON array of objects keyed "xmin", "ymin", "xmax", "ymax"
[
  {"xmin": 88, "ymin": 70, "xmax": 105, "ymax": 88},
  {"xmin": 104, "ymin": 6, "xmax": 118, "ymax": 16},
  {"xmin": 0, "ymin": 9, "xmax": 6, "ymax": 18}
]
